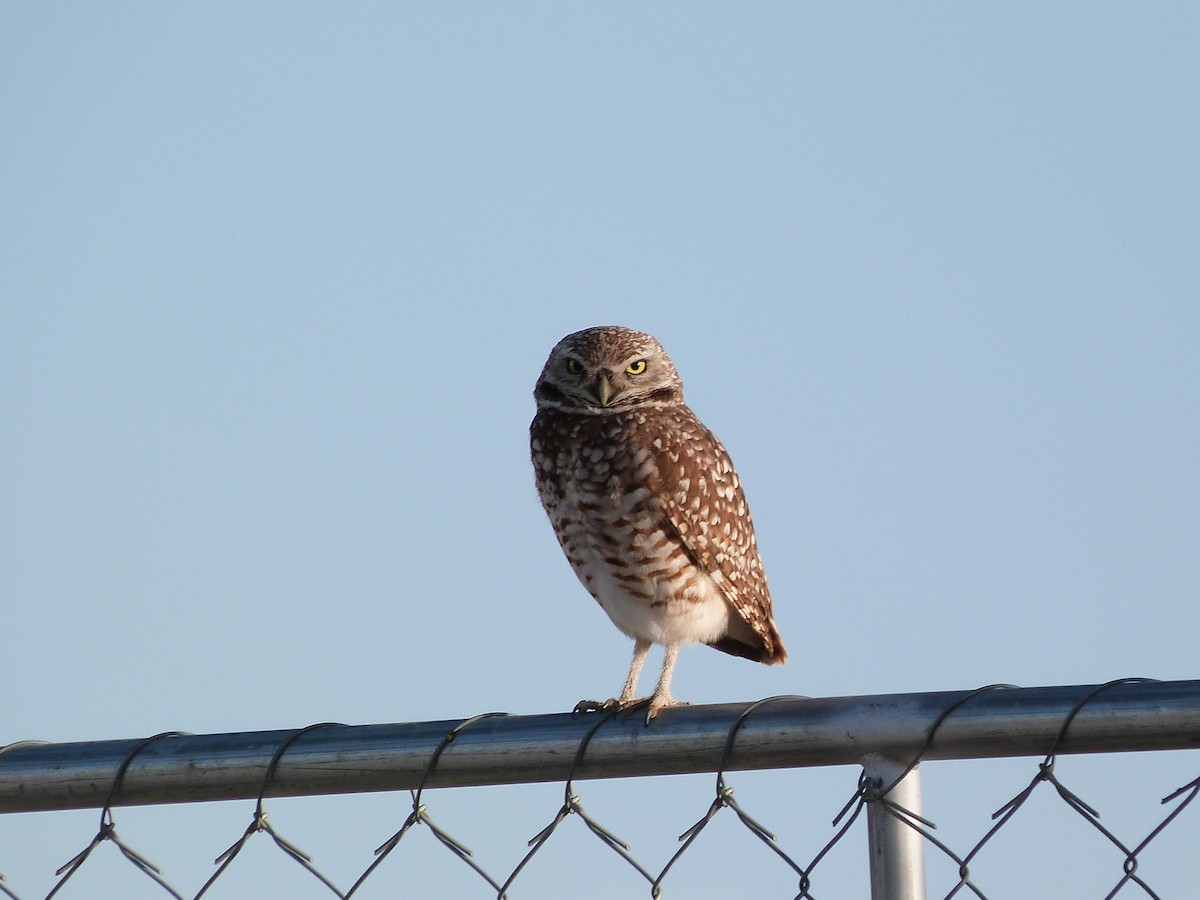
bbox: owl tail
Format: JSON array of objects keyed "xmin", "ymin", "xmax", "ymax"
[{"xmin": 707, "ymin": 623, "xmax": 787, "ymax": 666}]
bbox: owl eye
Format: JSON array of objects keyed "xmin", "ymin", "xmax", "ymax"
[
  {"xmin": 565, "ymin": 359, "xmax": 584, "ymax": 374},
  {"xmin": 625, "ymin": 360, "xmax": 647, "ymax": 375}
]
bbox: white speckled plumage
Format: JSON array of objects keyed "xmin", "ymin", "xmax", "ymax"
[{"xmin": 531, "ymin": 326, "xmax": 786, "ymax": 720}]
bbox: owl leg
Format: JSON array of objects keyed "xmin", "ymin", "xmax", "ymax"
[
  {"xmin": 645, "ymin": 643, "xmax": 683, "ymax": 722},
  {"xmin": 573, "ymin": 640, "xmax": 653, "ymax": 715},
  {"xmin": 618, "ymin": 639, "xmax": 652, "ymax": 705}
]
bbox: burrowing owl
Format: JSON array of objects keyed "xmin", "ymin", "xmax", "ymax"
[{"xmin": 530, "ymin": 326, "xmax": 786, "ymax": 720}]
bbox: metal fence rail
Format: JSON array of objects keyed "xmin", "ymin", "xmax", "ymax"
[{"xmin": 2, "ymin": 678, "xmax": 1198, "ymax": 899}]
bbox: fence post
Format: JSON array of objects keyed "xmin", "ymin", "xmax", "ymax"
[{"xmin": 864, "ymin": 754, "xmax": 926, "ymax": 900}]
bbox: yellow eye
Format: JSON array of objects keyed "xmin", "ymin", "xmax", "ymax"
[
  {"xmin": 566, "ymin": 359, "xmax": 584, "ymax": 374},
  {"xmin": 626, "ymin": 360, "xmax": 647, "ymax": 375}
]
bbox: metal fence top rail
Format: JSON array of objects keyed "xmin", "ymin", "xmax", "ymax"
[{"xmin": 2, "ymin": 679, "xmax": 1198, "ymax": 814}]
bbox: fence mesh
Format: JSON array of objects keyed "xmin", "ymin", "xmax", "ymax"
[{"xmin": 2, "ymin": 678, "xmax": 1197, "ymax": 899}]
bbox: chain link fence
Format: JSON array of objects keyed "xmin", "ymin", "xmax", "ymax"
[{"xmin": 2, "ymin": 678, "xmax": 1197, "ymax": 899}]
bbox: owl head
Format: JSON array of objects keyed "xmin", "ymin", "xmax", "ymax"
[{"xmin": 535, "ymin": 326, "xmax": 684, "ymax": 412}]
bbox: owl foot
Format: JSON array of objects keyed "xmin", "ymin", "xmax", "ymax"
[
  {"xmin": 615, "ymin": 696, "xmax": 689, "ymax": 725},
  {"xmin": 572, "ymin": 696, "xmax": 689, "ymax": 724},
  {"xmin": 572, "ymin": 698, "xmax": 623, "ymax": 715},
  {"xmin": 642, "ymin": 696, "xmax": 688, "ymax": 725}
]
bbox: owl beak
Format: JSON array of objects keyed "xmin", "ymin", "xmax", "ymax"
[{"xmin": 595, "ymin": 373, "xmax": 613, "ymax": 407}]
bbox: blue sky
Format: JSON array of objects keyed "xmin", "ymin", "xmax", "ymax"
[{"xmin": 2, "ymin": 4, "xmax": 1197, "ymax": 897}]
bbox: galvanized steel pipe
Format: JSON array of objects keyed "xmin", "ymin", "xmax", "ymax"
[{"xmin": 2, "ymin": 679, "xmax": 1197, "ymax": 814}]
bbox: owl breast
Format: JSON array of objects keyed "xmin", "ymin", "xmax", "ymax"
[{"xmin": 531, "ymin": 408, "xmax": 748, "ymax": 648}]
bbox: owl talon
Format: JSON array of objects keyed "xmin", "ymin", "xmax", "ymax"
[
  {"xmin": 643, "ymin": 698, "xmax": 688, "ymax": 725},
  {"xmin": 616, "ymin": 697, "xmax": 652, "ymax": 717},
  {"xmin": 604, "ymin": 696, "xmax": 685, "ymax": 725}
]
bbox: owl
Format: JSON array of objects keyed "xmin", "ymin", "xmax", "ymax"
[{"xmin": 530, "ymin": 325, "xmax": 786, "ymax": 721}]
